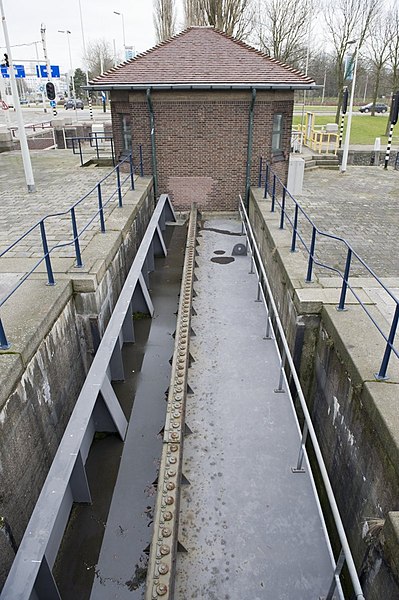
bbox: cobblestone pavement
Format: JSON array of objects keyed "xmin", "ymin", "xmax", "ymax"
[
  {"xmin": 292, "ymin": 166, "xmax": 399, "ymax": 279},
  {"xmin": 0, "ymin": 149, "xmax": 133, "ymax": 258}
]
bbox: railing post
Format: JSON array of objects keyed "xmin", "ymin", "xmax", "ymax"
[
  {"xmin": 71, "ymin": 207, "xmax": 83, "ymax": 268},
  {"xmin": 139, "ymin": 144, "xmax": 144, "ymax": 177},
  {"xmin": 271, "ymin": 174, "xmax": 276, "ymax": 212},
  {"xmin": 78, "ymin": 139, "xmax": 83, "ymax": 166},
  {"xmin": 292, "ymin": 423, "xmax": 308, "ymax": 473},
  {"xmin": 95, "ymin": 135, "xmax": 99, "ymax": 160},
  {"xmin": 264, "ymin": 163, "xmax": 269, "ymax": 198},
  {"xmin": 291, "ymin": 204, "xmax": 299, "ymax": 252},
  {"xmin": 306, "ymin": 226, "xmax": 317, "ymax": 282},
  {"xmin": 275, "ymin": 348, "xmax": 286, "ymax": 392},
  {"xmin": 337, "ymin": 248, "xmax": 352, "ymax": 310},
  {"xmin": 279, "ymin": 187, "xmax": 286, "ymax": 229},
  {"xmin": 325, "ymin": 549, "xmax": 346, "ymax": 600},
  {"xmin": 0, "ymin": 318, "xmax": 10, "ymax": 349},
  {"xmin": 116, "ymin": 165, "xmax": 123, "ymax": 207},
  {"xmin": 97, "ymin": 183, "xmax": 106, "ymax": 232},
  {"xmin": 111, "ymin": 138, "xmax": 115, "ymax": 166},
  {"xmin": 129, "ymin": 154, "xmax": 135, "ymax": 190},
  {"xmin": 39, "ymin": 220, "xmax": 55, "ymax": 285},
  {"xmin": 375, "ymin": 303, "xmax": 399, "ymax": 380},
  {"xmin": 258, "ymin": 156, "xmax": 263, "ymax": 188}
]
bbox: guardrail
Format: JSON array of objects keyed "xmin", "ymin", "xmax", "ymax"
[
  {"xmin": 239, "ymin": 194, "xmax": 364, "ymax": 600},
  {"xmin": 292, "ymin": 124, "xmax": 339, "ymax": 155},
  {"xmin": 0, "ymin": 153, "xmax": 138, "ymax": 350},
  {"xmin": 9, "ymin": 120, "xmax": 52, "ymax": 138},
  {"xmin": 0, "ymin": 194, "xmax": 176, "ymax": 600},
  {"xmin": 257, "ymin": 160, "xmax": 399, "ymax": 380},
  {"xmin": 70, "ymin": 134, "xmax": 116, "ymax": 166}
]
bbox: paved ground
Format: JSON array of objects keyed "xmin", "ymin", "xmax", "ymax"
[
  {"xmin": 0, "ymin": 150, "xmax": 132, "ymax": 258},
  {"xmin": 296, "ymin": 165, "xmax": 399, "ymax": 279}
]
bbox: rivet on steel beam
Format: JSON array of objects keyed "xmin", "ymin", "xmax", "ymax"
[
  {"xmin": 170, "ymin": 432, "xmax": 179, "ymax": 440},
  {"xmin": 165, "ymin": 496, "xmax": 174, "ymax": 505},
  {"xmin": 164, "ymin": 511, "xmax": 173, "ymax": 521},
  {"xmin": 159, "ymin": 563, "xmax": 169, "ymax": 575},
  {"xmin": 168, "ymin": 469, "xmax": 176, "ymax": 477},
  {"xmin": 162, "ymin": 527, "xmax": 172, "ymax": 538},
  {"xmin": 169, "ymin": 456, "xmax": 177, "ymax": 464},
  {"xmin": 156, "ymin": 583, "xmax": 168, "ymax": 596},
  {"xmin": 170, "ymin": 444, "xmax": 178, "ymax": 452},
  {"xmin": 160, "ymin": 544, "xmax": 170, "ymax": 555},
  {"xmin": 166, "ymin": 482, "xmax": 175, "ymax": 490}
]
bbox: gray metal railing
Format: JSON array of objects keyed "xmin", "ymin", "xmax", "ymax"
[
  {"xmin": 240, "ymin": 194, "xmax": 364, "ymax": 600},
  {"xmin": 0, "ymin": 153, "xmax": 138, "ymax": 350},
  {"xmin": 0, "ymin": 194, "xmax": 176, "ymax": 600},
  {"xmin": 258, "ymin": 160, "xmax": 399, "ymax": 380}
]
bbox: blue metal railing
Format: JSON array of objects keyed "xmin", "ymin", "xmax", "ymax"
[
  {"xmin": 257, "ymin": 159, "xmax": 399, "ymax": 380},
  {"xmin": 0, "ymin": 153, "xmax": 140, "ymax": 350}
]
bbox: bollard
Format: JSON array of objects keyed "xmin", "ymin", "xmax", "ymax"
[{"xmin": 373, "ymin": 137, "xmax": 380, "ymax": 166}]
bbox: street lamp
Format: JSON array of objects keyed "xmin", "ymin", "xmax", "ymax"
[
  {"xmin": 58, "ymin": 29, "xmax": 75, "ymax": 98},
  {"xmin": 341, "ymin": 41, "xmax": 359, "ymax": 173},
  {"xmin": 113, "ymin": 11, "xmax": 126, "ymax": 58}
]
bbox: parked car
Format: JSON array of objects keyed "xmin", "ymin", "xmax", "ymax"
[
  {"xmin": 359, "ymin": 102, "xmax": 388, "ymax": 113},
  {"xmin": 64, "ymin": 98, "xmax": 84, "ymax": 110}
]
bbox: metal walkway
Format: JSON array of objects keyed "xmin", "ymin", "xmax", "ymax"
[{"xmin": 173, "ymin": 218, "xmax": 333, "ymax": 598}]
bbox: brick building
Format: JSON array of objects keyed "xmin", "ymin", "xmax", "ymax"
[{"xmin": 89, "ymin": 27, "xmax": 316, "ymax": 211}]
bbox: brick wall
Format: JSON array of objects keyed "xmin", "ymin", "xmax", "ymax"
[{"xmin": 111, "ymin": 89, "xmax": 293, "ymax": 211}]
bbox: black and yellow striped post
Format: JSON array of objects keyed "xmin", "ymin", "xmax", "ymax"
[
  {"xmin": 384, "ymin": 90, "xmax": 399, "ymax": 169},
  {"xmin": 339, "ymin": 87, "xmax": 348, "ymax": 149}
]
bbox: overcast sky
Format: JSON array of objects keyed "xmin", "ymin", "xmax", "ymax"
[{"xmin": 0, "ymin": 0, "xmax": 185, "ymax": 74}]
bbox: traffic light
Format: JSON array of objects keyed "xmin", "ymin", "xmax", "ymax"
[
  {"xmin": 3, "ymin": 54, "xmax": 9, "ymax": 67},
  {"xmin": 46, "ymin": 82, "xmax": 56, "ymax": 100}
]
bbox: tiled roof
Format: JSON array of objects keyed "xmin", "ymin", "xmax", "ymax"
[{"xmin": 90, "ymin": 27, "xmax": 315, "ymax": 88}]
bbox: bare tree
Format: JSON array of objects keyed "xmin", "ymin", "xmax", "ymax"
[
  {"xmin": 184, "ymin": 0, "xmax": 207, "ymax": 26},
  {"xmin": 324, "ymin": 0, "xmax": 382, "ymax": 122},
  {"xmin": 366, "ymin": 10, "xmax": 392, "ymax": 115},
  {"xmin": 183, "ymin": 0, "xmax": 253, "ymax": 39},
  {"xmin": 153, "ymin": 0, "xmax": 176, "ymax": 43},
  {"xmin": 254, "ymin": 0, "xmax": 313, "ymax": 67},
  {"xmin": 85, "ymin": 39, "xmax": 115, "ymax": 79}
]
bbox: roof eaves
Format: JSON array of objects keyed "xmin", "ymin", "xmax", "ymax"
[{"xmin": 86, "ymin": 82, "xmax": 320, "ymax": 92}]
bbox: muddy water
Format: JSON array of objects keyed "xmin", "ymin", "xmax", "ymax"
[{"xmin": 53, "ymin": 222, "xmax": 187, "ymax": 599}]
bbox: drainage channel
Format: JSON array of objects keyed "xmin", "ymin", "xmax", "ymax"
[{"xmin": 52, "ymin": 218, "xmax": 189, "ymax": 599}]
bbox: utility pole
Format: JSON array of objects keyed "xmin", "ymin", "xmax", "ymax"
[
  {"xmin": 0, "ymin": 61, "xmax": 11, "ymax": 126},
  {"xmin": 40, "ymin": 23, "xmax": 57, "ymax": 117},
  {"xmin": 0, "ymin": 0, "xmax": 35, "ymax": 191}
]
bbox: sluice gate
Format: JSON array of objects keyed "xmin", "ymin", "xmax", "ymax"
[{"xmin": 0, "ymin": 198, "xmax": 364, "ymax": 600}]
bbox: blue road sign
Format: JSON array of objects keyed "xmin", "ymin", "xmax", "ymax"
[
  {"xmin": 35, "ymin": 65, "xmax": 61, "ymax": 78},
  {"xmin": 50, "ymin": 100, "xmax": 56, "ymax": 108},
  {"xmin": 1, "ymin": 64, "xmax": 26, "ymax": 78}
]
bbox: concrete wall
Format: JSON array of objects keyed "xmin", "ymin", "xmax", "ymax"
[
  {"xmin": 110, "ymin": 89, "xmax": 292, "ymax": 211},
  {"xmin": 249, "ymin": 187, "xmax": 399, "ymax": 599},
  {"xmin": 0, "ymin": 178, "xmax": 154, "ymax": 588}
]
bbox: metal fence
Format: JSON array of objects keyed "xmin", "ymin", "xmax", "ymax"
[
  {"xmin": 0, "ymin": 194, "xmax": 176, "ymax": 600},
  {"xmin": 257, "ymin": 160, "xmax": 399, "ymax": 380},
  {"xmin": 240, "ymin": 195, "xmax": 364, "ymax": 600},
  {"xmin": 0, "ymin": 153, "xmax": 139, "ymax": 350}
]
